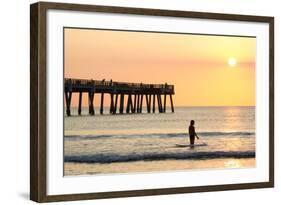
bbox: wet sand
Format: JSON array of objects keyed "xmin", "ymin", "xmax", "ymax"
[{"xmin": 64, "ymin": 158, "xmax": 255, "ymax": 176}]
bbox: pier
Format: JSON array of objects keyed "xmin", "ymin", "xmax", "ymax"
[{"xmin": 64, "ymin": 78, "xmax": 175, "ymax": 116}]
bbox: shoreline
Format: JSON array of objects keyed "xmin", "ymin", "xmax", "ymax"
[{"xmin": 64, "ymin": 158, "xmax": 255, "ymax": 176}]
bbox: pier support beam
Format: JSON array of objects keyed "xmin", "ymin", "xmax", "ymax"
[
  {"xmin": 100, "ymin": 93, "xmax": 104, "ymax": 114},
  {"xmin": 126, "ymin": 94, "xmax": 132, "ymax": 113},
  {"xmin": 170, "ymin": 94, "xmax": 174, "ymax": 113},
  {"xmin": 152, "ymin": 94, "xmax": 156, "ymax": 113},
  {"xmin": 88, "ymin": 92, "xmax": 95, "ymax": 115},
  {"xmin": 110, "ymin": 94, "xmax": 114, "ymax": 114},
  {"xmin": 133, "ymin": 94, "xmax": 137, "ymax": 113},
  {"xmin": 78, "ymin": 92, "xmax": 82, "ymax": 115},
  {"xmin": 119, "ymin": 94, "xmax": 124, "ymax": 114},
  {"xmin": 157, "ymin": 94, "xmax": 163, "ymax": 113},
  {"xmin": 148, "ymin": 95, "xmax": 152, "ymax": 113},
  {"xmin": 113, "ymin": 94, "xmax": 119, "ymax": 114},
  {"xmin": 160, "ymin": 95, "xmax": 163, "ymax": 113},
  {"xmin": 137, "ymin": 94, "xmax": 140, "ymax": 113},
  {"xmin": 163, "ymin": 94, "xmax": 167, "ymax": 113},
  {"xmin": 145, "ymin": 95, "xmax": 149, "ymax": 113},
  {"xmin": 157, "ymin": 95, "xmax": 159, "ymax": 113},
  {"xmin": 65, "ymin": 91, "xmax": 72, "ymax": 116},
  {"xmin": 140, "ymin": 94, "xmax": 143, "ymax": 113},
  {"xmin": 130, "ymin": 95, "xmax": 134, "ymax": 113}
]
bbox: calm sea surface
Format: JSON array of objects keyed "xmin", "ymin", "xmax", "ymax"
[{"xmin": 64, "ymin": 106, "xmax": 255, "ymax": 175}]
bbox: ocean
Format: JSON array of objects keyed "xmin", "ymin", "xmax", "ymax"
[{"xmin": 64, "ymin": 106, "xmax": 255, "ymax": 176}]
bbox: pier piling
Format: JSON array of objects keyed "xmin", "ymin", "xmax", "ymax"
[
  {"xmin": 145, "ymin": 95, "xmax": 149, "ymax": 113},
  {"xmin": 163, "ymin": 94, "xmax": 167, "ymax": 113},
  {"xmin": 114, "ymin": 94, "xmax": 118, "ymax": 114},
  {"xmin": 88, "ymin": 92, "xmax": 95, "ymax": 115},
  {"xmin": 140, "ymin": 94, "xmax": 143, "ymax": 113},
  {"xmin": 119, "ymin": 94, "xmax": 124, "ymax": 114},
  {"xmin": 152, "ymin": 94, "xmax": 156, "ymax": 113},
  {"xmin": 78, "ymin": 92, "xmax": 82, "ymax": 115},
  {"xmin": 126, "ymin": 94, "xmax": 130, "ymax": 113},
  {"xmin": 100, "ymin": 93, "xmax": 104, "ymax": 114},
  {"xmin": 110, "ymin": 94, "xmax": 114, "ymax": 114},
  {"xmin": 137, "ymin": 94, "xmax": 140, "ymax": 113},
  {"xmin": 129, "ymin": 94, "xmax": 134, "ymax": 113},
  {"xmin": 170, "ymin": 94, "xmax": 174, "ymax": 113},
  {"xmin": 65, "ymin": 91, "xmax": 72, "ymax": 116},
  {"xmin": 133, "ymin": 94, "xmax": 137, "ymax": 113}
]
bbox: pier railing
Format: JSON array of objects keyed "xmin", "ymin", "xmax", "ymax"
[
  {"xmin": 65, "ymin": 78, "xmax": 174, "ymax": 94},
  {"xmin": 64, "ymin": 78, "xmax": 175, "ymax": 116}
]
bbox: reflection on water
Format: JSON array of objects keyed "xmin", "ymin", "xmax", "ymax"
[
  {"xmin": 65, "ymin": 106, "xmax": 255, "ymax": 136},
  {"xmin": 224, "ymin": 160, "xmax": 241, "ymax": 168}
]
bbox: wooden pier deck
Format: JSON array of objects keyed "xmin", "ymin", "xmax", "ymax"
[{"xmin": 64, "ymin": 78, "xmax": 175, "ymax": 116}]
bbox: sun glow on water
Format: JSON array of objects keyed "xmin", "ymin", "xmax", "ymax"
[{"xmin": 224, "ymin": 160, "xmax": 241, "ymax": 168}]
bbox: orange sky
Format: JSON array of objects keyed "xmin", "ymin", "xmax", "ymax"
[{"xmin": 64, "ymin": 28, "xmax": 256, "ymax": 107}]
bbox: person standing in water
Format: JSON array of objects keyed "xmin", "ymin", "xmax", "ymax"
[{"xmin": 189, "ymin": 120, "xmax": 199, "ymax": 147}]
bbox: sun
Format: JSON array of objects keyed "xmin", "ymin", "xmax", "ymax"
[{"xmin": 228, "ymin": 57, "xmax": 237, "ymax": 67}]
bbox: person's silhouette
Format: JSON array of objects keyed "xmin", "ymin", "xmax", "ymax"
[{"xmin": 188, "ymin": 120, "xmax": 199, "ymax": 147}]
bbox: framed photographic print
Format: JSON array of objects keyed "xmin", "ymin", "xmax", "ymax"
[{"xmin": 30, "ymin": 1, "xmax": 274, "ymax": 202}]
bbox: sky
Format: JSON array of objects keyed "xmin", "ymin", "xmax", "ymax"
[{"xmin": 64, "ymin": 28, "xmax": 256, "ymax": 107}]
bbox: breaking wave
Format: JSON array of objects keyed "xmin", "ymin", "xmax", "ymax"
[
  {"xmin": 64, "ymin": 151, "xmax": 255, "ymax": 164},
  {"xmin": 65, "ymin": 131, "xmax": 255, "ymax": 141}
]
